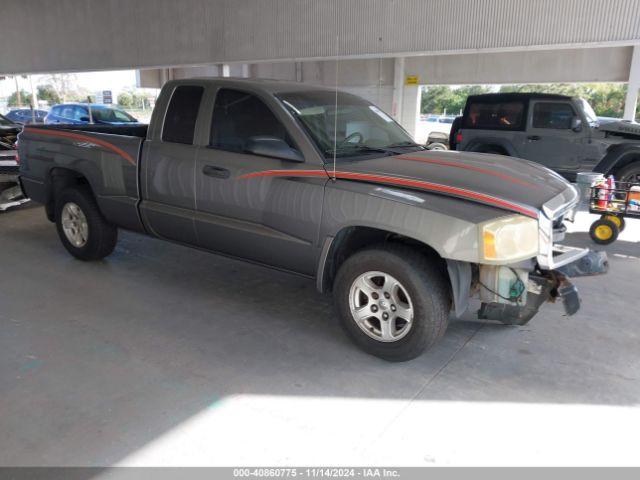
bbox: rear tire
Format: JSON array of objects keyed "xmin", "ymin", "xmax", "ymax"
[
  {"xmin": 55, "ymin": 186, "xmax": 117, "ymax": 260},
  {"xmin": 427, "ymin": 142, "xmax": 448, "ymax": 151},
  {"xmin": 333, "ymin": 244, "xmax": 450, "ymax": 362}
]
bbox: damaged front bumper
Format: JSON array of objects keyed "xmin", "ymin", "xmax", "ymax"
[
  {"xmin": 478, "ymin": 250, "xmax": 608, "ymax": 325},
  {"xmin": 478, "ymin": 186, "xmax": 608, "ymax": 325}
]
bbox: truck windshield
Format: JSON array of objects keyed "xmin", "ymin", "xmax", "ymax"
[
  {"xmin": 278, "ymin": 90, "xmax": 416, "ymax": 159},
  {"xmin": 578, "ymin": 98, "xmax": 598, "ymax": 125}
]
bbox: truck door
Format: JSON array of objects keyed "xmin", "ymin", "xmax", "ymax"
[
  {"xmin": 139, "ymin": 84, "xmax": 204, "ymax": 245},
  {"xmin": 516, "ymin": 100, "xmax": 589, "ymax": 180},
  {"xmin": 194, "ymin": 87, "xmax": 325, "ymax": 276}
]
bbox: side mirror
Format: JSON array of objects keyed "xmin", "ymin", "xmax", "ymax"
[
  {"xmin": 79, "ymin": 116, "xmax": 90, "ymax": 122},
  {"xmin": 571, "ymin": 116, "xmax": 583, "ymax": 132},
  {"xmin": 244, "ymin": 136, "xmax": 304, "ymax": 162}
]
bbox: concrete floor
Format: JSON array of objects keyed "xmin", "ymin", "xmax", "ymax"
[{"xmin": 1, "ymin": 205, "xmax": 639, "ymax": 467}]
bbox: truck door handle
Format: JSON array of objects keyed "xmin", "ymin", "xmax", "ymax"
[
  {"xmin": 527, "ymin": 135, "xmax": 541, "ymax": 141},
  {"xmin": 202, "ymin": 165, "xmax": 230, "ymax": 179}
]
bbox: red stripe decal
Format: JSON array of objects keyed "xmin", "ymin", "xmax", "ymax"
[
  {"xmin": 238, "ymin": 169, "xmax": 538, "ymax": 218},
  {"xmin": 396, "ymin": 155, "xmax": 535, "ymax": 188},
  {"xmin": 24, "ymin": 127, "xmax": 136, "ymax": 165},
  {"xmin": 239, "ymin": 169, "xmax": 327, "ymax": 180}
]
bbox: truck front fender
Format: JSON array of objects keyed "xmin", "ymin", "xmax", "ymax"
[
  {"xmin": 593, "ymin": 143, "xmax": 640, "ymax": 175},
  {"xmin": 316, "ymin": 229, "xmax": 474, "ymax": 319}
]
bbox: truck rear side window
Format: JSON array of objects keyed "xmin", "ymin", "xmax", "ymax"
[
  {"xmin": 162, "ymin": 85, "xmax": 204, "ymax": 144},
  {"xmin": 532, "ymin": 102, "xmax": 575, "ymax": 129},
  {"xmin": 464, "ymin": 101, "xmax": 524, "ymax": 130},
  {"xmin": 210, "ymin": 88, "xmax": 294, "ymax": 153}
]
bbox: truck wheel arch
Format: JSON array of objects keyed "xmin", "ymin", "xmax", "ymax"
[
  {"xmin": 594, "ymin": 145, "xmax": 640, "ymax": 177},
  {"xmin": 469, "ymin": 143, "xmax": 509, "ymax": 155},
  {"xmin": 317, "ymin": 225, "xmax": 451, "ymax": 298},
  {"xmin": 463, "ymin": 139, "xmax": 515, "ymax": 156},
  {"xmin": 45, "ymin": 167, "xmax": 95, "ymax": 222}
]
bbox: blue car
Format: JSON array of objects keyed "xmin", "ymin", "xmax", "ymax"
[
  {"xmin": 4, "ymin": 108, "xmax": 49, "ymax": 125},
  {"xmin": 44, "ymin": 103, "xmax": 138, "ymax": 125}
]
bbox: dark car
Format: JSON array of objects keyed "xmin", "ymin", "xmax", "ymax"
[
  {"xmin": 453, "ymin": 93, "xmax": 640, "ymax": 183},
  {"xmin": 4, "ymin": 108, "xmax": 48, "ymax": 125},
  {"xmin": 45, "ymin": 103, "xmax": 138, "ymax": 125},
  {"xmin": 1, "ymin": 113, "xmax": 29, "ymax": 210}
]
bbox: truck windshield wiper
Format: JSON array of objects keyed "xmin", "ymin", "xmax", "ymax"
[
  {"xmin": 325, "ymin": 145, "xmax": 395, "ymax": 157},
  {"xmin": 383, "ymin": 141, "xmax": 426, "ymax": 149}
]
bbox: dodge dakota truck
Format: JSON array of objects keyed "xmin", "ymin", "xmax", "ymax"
[{"xmin": 19, "ymin": 78, "xmax": 600, "ymax": 361}]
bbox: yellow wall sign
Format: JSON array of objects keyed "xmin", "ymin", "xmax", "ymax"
[{"xmin": 405, "ymin": 75, "xmax": 420, "ymax": 85}]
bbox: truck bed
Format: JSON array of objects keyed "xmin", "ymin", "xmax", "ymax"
[
  {"xmin": 19, "ymin": 123, "xmax": 145, "ymax": 233},
  {"xmin": 25, "ymin": 123, "xmax": 149, "ymax": 138}
]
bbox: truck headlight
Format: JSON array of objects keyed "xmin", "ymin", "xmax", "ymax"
[{"xmin": 480, "ymin": 215, "xmax": 539, "ymax": 263}]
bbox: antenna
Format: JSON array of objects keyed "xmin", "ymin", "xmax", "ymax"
[
  {"xmin": 332, "ymin": 34, "xmax": 339, "ymax": 180},
  {"xmin": 87, "ymin": 96, "xmax": 93, "ymax": 124}
]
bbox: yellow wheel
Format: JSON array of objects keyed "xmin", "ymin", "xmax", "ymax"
[
  {"xmin": 601, "ymin": 215, "xmax": 625, "ymax": 232},
  {"xmin": 590, "ymin": 218, "xmax": 619, "ymax": 245}
]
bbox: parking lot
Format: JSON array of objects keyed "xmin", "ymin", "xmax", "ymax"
[{"xmin": 1, "ymin": 204, "xmax": 638, "ymax": 466}]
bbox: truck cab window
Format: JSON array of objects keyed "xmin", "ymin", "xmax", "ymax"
[
  {"xmin": 532, "ymin": 102, "xmax": 575, "ymax": 129},
  {"xmin": 162, "ymin": 85, "xmax": 204, "ymax": 144},
  {"xmin": 464, "ymin": 101, "xmax": 524, "ymax": 130},
  {"xmin": 210, "ymin": 88, "xmax": 294, "ymax": 153}
]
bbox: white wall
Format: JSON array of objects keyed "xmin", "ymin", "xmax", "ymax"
[
  {"xmin": 3, "ymin": 0, "xmax": 640, "ymax": 75},
  {"xmin": 405, "ymin": 47, "xmax": 635, "ymax": 85},
  {"xmin": 137, "ymin": 45, "xmax": 638, "ymax": 134}
]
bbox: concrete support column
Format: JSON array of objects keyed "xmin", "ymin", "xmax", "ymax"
[
  {"xmin": 295, "ymin": 62, "xmax": 303, "ymax": 82},
  {"xmin": 624, "ymin": 45, "xmax": 640, "ymax": 121},
  {"xmin": 392, "ymin": 57, "xmax": 405, "ymax": 122},
  {"xmin": 400, "ymin": 84, "xmax": 421, "ymax": 139}
]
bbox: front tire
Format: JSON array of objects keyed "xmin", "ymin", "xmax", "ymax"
[
  {"xmin": 55, "ymin": 187, "xmax": 118, "ymax": 260},
  {"xmin": 617, "ymin": 162, "xmax": 640, "ymax": 185},
  {"xmin": 333, "ymin": 245, "xmax": 450, "ymax": 362}
]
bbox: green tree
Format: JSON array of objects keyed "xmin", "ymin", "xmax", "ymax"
[
  {"xmin": 117, "ymin": 92, "xmax": 133, "ymax": 108},
  {"xmin": 37, "ymin": 84, "xmax": 62, "ymax": 105},
  {"xmin": 421, "ymin": 86, "xmax": 453, "ymax": 114},
  {"xmin": 131, "ymin": 91, "xmax": 155, "ymax": 109},
  {"xmin": 422, "ymin": 82, "xmax": 640, "ymax": 120},
  {"xmin": 421, "ymin": 85, "xmax": 492, "ymax": 115},
  {"xmin": 8, "ymin": 89, "xmax": 31, "ymax": 107}
]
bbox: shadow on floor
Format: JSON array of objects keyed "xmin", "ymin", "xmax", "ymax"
[{"xmin": 1, "ymin": 206, "xmax": 638, "ymax": 466}]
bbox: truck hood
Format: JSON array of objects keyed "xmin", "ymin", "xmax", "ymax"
[
  {"xmin": 332, "ymin": 150, "xmax": 574, "ymax": 218},
  {"xmin": 597, "ymin": 120, "xmax": 640, "ymax": 139}
]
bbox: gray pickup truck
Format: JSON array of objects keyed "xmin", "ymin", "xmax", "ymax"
[
  {"xmin": 453, "ymin": 93, "xmax": 640, "ymax": 182},
  {"xmin": 19, "ymin": 78, "xmax": 600, "ymax": 361}
]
